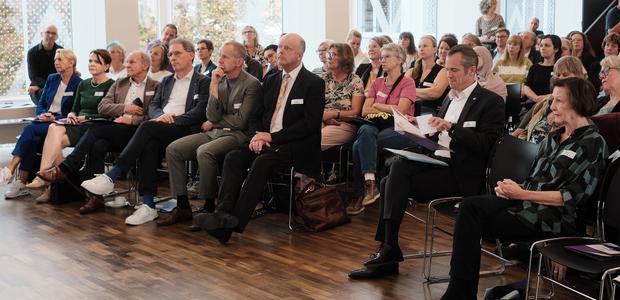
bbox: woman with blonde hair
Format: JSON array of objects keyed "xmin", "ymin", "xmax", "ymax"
[
  {"xmin": 493, "ymin": 35, "xmax": 533, "ymax": 84},
  {"xmin": 595, "ymin": 55, "xmax": 620, "ymax": 115},
  {"xmin": 405, "ymin": 35, "xmax": 449, "ymax": 115}
]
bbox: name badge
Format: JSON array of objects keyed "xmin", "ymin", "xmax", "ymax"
[
  {"xmin": 193, "ymin": 94, "xmax": 199, "ymax": 100},
  {"xmin": 291, "ymin": 99, "xmax": 304, "ymax": 105},
  {"xmin": 63, "ymin": 91, "xmax": 74, "ymax": 96},
  {"xmin": 94, "ymin": 91, "xmax": 104, "ymax": 96},
  {"xmin": 422, "ymin": 81, "xmax": 433, "ymax": 87},
  {"xmin": 376, "ymin": 91, "xmax": 388, "ymax": 98},
  {"xmin": 234, "ymin": 103, "xmax": 242, "ymax": 109},
  {"xmin": 463, "ymin": 121, "xmax": 476, "ymax": 128},
  {"xmin": 560, "ymin": 149, "xmax": 576, "ymax": 159},
  {"xmin": 145, "ymin": 91, "xmax": 155, "ymax": 96}
]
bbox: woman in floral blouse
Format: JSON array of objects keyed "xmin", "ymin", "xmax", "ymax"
[{"xmin": 320, "ymin": 43, "xmax": 364, "ymax": 151}]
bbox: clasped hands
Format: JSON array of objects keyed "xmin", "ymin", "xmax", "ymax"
[
  {"xmin": 494, "ymin": 179, "xmax": 526, "ymax": 200},
  {"xmin": 249, "ymin": 132, "xmax": 272, "ymax": 153}
]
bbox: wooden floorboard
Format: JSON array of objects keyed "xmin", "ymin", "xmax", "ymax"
[{"xmin": 0, "ymin": 181, "xmax": 578, "ymax": 299}]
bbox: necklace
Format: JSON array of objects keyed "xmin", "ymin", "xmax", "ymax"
[{"xmin": 90, "ymin": 79, "xmax": 101, "ymax": 88}]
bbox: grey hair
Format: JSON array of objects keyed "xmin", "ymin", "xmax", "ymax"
[
  {"xmin": 479, "ymin": 0, "xmax": 494, "ymax": 14},
  {"xmin": 381, "ymin": 42, "xmax": 406, "ymax": 63},
  {"xmin": 222, "ymin": 40, "xmax": 247, "ymax": 58},
  {"xmin": 169, "ymin": 38, "xmax": 195, "ymax": 53},
  {"xmin": 128, "ymin": 50, "xmax": 152, "ymax": 69}
]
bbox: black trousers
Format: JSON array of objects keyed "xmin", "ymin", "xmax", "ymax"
[
  {"xmin": 217, "ymin": 145, "xmax": 293, "ymax": 232},
  {"xmin": 62, "ymin": 123, "xmax": 137, "ymax": 179},
  {"xmin": 115, "ymin": 121, "xmax": 193, "ymax": 195},
  {"xmin": 445, "ymin": 195, "xmax": 548, "ymax": 300},
  {"xmin": 375, "ymin": 158, "xmax": 461, "ymax": 242}
]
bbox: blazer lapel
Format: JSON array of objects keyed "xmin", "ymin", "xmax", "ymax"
[
  {"xmin": 185, "ymin": 72, "xmax": 199, "ymax": 111},
  {"xmin": 437, "ymin": 95, "xmax": 451, "ymax": 118},
  {"xmin": 456, "ymin": 84, "xmax": 481, "ymax": 125},
  {"xmin": 116, "ymin": 78, "xmax": 131, "ymax": 103}
]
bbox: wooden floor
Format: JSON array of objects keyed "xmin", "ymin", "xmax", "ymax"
[{"xmin": 0, "ymin": 182, "xmax": 576, "ymax": 300}]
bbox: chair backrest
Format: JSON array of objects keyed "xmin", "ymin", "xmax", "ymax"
[
  {"xmin": 486, "ymin": 135, "xmax": 541, "ymax": 193},
  {"xmin": 505, "ymin": 84, "xmax": 522, "ymax": 120},
  {"xmin": 601, "ymin": 156, "xmax": 620, "ymax": 231}
]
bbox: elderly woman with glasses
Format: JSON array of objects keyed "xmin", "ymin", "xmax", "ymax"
[
  {"xmin": 595, "ymin": 56, "xmax": 620, "ymax": 115},
  {"xmin": 312, "ymin": 39, "xmax": 334, "ymax": 75}
]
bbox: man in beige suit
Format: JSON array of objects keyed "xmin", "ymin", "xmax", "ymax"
[
  {"xmin": 157, "ymin": 40, "xmax": 260, "ymax": 226},
  {"xmin": 38, "ymin": 50, "xmax": 160, "ymax": 214}
]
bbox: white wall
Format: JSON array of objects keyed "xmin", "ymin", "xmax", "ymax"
[
  {"xmin": 105, "ymin": 0, "xmax": 140, "ymax": 53},
  {"xmin": 554, "ymin": 0, "xmax": 583, "ymax": 37},
  {"xmin": 436, "ymin": 0, "xmax": 483, "ymax": 40},
  {"xmin": 282, "ymin": 0, "xmax": 326, "ymax": 70},
  {"xmin": 71, "ymin": 0, "xmax": 107, "ymax": 77}
]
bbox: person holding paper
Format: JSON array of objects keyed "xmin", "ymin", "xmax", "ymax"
[
  {"xmin": 349, "ymin": 45, "xmax": 505, "ymax": 279},
  {"xmin": 347, "ymin": 43, "xmax": 416, "ymax": 215},
  {"xmin": 442, "ymin": 77, "xmax": 607, "ymax": 300},
  {"xmin": 78, "ymin": 39, "xmax": 210, "ymax": 225},
  {"xmin": 37, "ymin": 51, "xmax": 159, "ymax": 214},
  {"xmin": 24, "ymin": 49, "xmax": 114, "ymax": 201},
  {"xmin": 0, "ymin": 49, "xmax": 81, "ymax": 199}
]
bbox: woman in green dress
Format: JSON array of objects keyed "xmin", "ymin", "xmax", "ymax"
[{"xmin": 27, "ymin": 49, "xmax": 114, "ymax": 201}]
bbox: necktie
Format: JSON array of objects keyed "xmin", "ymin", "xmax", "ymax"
[{"xmin": 270, "ymin": 73, "xmax": 291, "ymax": 131}]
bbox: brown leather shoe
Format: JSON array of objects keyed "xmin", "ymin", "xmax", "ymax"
[
  {"xmin": 188, "ymin": 223, "xmax": 202, "ymax": 231},
  {"xmin": 362, "ymin": 180, "xmax": 379, "ymax": 206},
  {"xmin": 37, "ymin": 165, "xmax": 66, "ymax": 183},
  {"xmin": 79, "ymin": 195, "xmax": 105, "ymax": 214},
  {"xmin": 156, "ymin": 207, "xmax": 193, "ymax": 226}
]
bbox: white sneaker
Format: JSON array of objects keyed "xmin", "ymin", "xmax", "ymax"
[
  {"xmin": 0, "ymin": 167, "xmax": 13, "ymax": 185},
  {"xmin": 125, "ymin": 204, "xmax": 158, "ymax": 225},
  {"xmin": 4, "ymin": 180, "xmax": 29, "ymax": 199},
  {"xmin": 80, "ymin": 174, "xmax": 115, "ymax": 195}
]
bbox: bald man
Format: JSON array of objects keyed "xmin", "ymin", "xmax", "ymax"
[
  {"xmin": 194, "ymin": 33, "xmax": 326, "ymax": 244},
  {"xmin": 27, "ymin": 24, "xmax": 63, "ymax": 105}
]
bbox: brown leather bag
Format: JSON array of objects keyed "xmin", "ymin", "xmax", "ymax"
[{"xmin": 295, "ymin": 181, "xmax": 350, "ymax": 232}]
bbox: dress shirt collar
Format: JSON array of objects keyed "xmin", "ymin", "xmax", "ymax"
[
  {"xmin": 282, "ymin": 63, "xmax": 303, "ymax": 82},
  {"xmin": 129, "ymin": 75, "xmax": 147, "ymax": 87},
  {"xmin": 448, "ymin": 81, "xmax": 478, "ymax": 102},
  {"xmin": 174, "ymin": 69, "xmax": 194, "ymax": 81}
]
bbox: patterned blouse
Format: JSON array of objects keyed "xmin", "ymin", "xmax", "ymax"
[
  {"xmin": 321, "ymin": 72, "xmax": 364, "ymax": 111},
  {"xmin": 512, "ymin": 125, "xmax": 608, "ymax": 235},
  {"xmin": 246, "ymin": 44, "xmax": 267, "ymax": 68}
]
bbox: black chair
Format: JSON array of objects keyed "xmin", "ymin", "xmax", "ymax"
[
  {"xmin": 505, "ymin": 83, "xmax": 523, "ymax": 133},
  {"xmin": 419, "ymin": 135, "xmax": 540, "ymax": 282},
  {"xmin": 526, "ymin": 156, "xmax": 620, "ymax": 300}
]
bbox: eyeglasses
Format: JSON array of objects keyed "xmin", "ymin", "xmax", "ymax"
[
  {"xmin": 327, "ymin": 51, "xmax": 337, "ymax": 59},
  {"xmin": 599, "ymin": 67, "xmax": 620, "ymax": 78},
  {"xmin": 44, "ymin": 31, "xmax": 58, "ymax": 36},
  {"xmin": 315, "ymin": 49, "xmax": 327, "ymax": 54}
]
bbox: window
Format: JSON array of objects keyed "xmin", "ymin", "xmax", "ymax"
[
  {"xmin": 0, "ymin": 0, "xmax": 72, "ymax": 99},
  {"xmin": 138, "ymin": 0, "xmax": 159, "ymax": 50}
]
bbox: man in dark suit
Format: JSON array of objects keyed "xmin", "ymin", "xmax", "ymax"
[
  {"xmin": 194, "ymin": 33, "xmax": 325, "ymax": 244},
  {"xmin": 349, "ymin": 45, "xmax": 505, "ymax": 279},
  {"xmin": 80, "ymin": 38, "xmax": 210, "ymax": 226}
]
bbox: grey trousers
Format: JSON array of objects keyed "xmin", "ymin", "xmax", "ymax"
[{"xmin": 166, "ymin": 132, "xmax": 240, "ymax": 199}]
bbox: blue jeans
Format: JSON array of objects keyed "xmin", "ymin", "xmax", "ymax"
[{"xmin": 352, "ymin": 125, "xmax": 416, "ymax": 197}]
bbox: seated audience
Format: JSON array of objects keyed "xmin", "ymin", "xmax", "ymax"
[
  {"xmin": 492, "ymin": 35, "xmax": 533, "ymax": 84},
  {"xmin": 567, "ymin": 31, "xmax": 596, "ymax": 75},
  {"xmin": 37, "ymin": 51, "xmax": 159, "ymax": 214},
  {"xmin": 107, "ymin": 41, "xmax": 127, "ymax": 80},
  {"xmin": 161, "ymin": 40, "xmax": 260, "ymax": 226},
  {"xmin": 492, "ymin": 28, "xmax": 510, "ymax": 64},
  {"xmin": 589, "ymin": 33, "xmax": 620, "ymax": 91},
  {"xmin": 320, "ymin": 42, "xmax": 364, "ymax": 151},
  {"xmin": 26, "ymin": 49, "xmax": 114, "ymax": 202},
  {"xmin": 356, "ymin": 36, "xmax": 390, "ymax": 96},
  {"xmin": 348, "ymin": 45, "xmax": 505, "ymax": 279},
  {"xmin": 146, "ymin": 24, "xmax": 177, "ymax": 72},
  {"xmin": 347, "ymin": 43, "xmax": 416, "ymax": 215},
  {"xmin": 441, "ymin": 77, "xmax": 607, "ymax": 299},
  {"xmin": 194, "ymin": 39, "xmax": 216, "ymax": 77},
  {"xmin": 595, "ymin": 56, "xmax": 620, "ymax": 115},
  {"xmin": 312, "ymin": 39, "xmax": 333, "ymax": 75},
  {"xmin": 462, "ymin": 33, "xmax": 482, "ymax": 48},
  {"xmin": 192, "ymin": 33, "xmax": 325, "ymax": 244},
  {"xmin": 519, "ymin": 31, "xmax": 541, "ymax": 64},
  {"xmin": 473, "ymin": 46, "xmax": 507, "ymax": 100},
  {"xmin": 263, "ymin": 44, "xmax": 279, "ymax": 77},
  {"xmin": 475, "ymin": 0, "xmax": 505, "ymax": 44},
  {"xmin": 0, "ymin": 49, "xmax": 81, "ymax": 197},
  {"xmin": 80, "ymin": 38, "xmax": 210, "ymax": 225},
  {"xmin": 399, "ymin": 31, "xmax": 418, "ymax": 70},
  {"xmin": 406, "ymin": 35, "xmax": 450, "ymax": 115},
  {"xmin": 513, "ymin": 56, "xmax": 586, "ymax": 143},
  {"xmin": 244, "ymin": 55, "xmax": 264, "ymax": 81},
  {"xmin": 436, "ymin": 35, "xmax": 458, "ymax": 67},
  {"xmin": 27, "ymin": 24, "xmax": 63, "ymax": 105},
  {"xmin": 348, "ymin": 29, "xmax": 370, "ymax": 69},
  {"xmin": 148, "ymin": 42, "xmax": 172, "ymax": 82},
  {"xmin": 523, "ymin": 34, "xmax": 561, "ymax": 106}
]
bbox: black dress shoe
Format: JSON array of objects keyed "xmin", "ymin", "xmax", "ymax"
[
  {"xmin": 194, "ymin": 211, "xmax": 239, "ymax": 230},
  {"xmin": 363, "ymin": 244, "xmax": 404, "ymax": 266},
  {"xmin": 206, "ymin": 228, "xmax": 233, "ymax": 245},
  {"xmin": 348, "ymin": 262, "xmax": 399, "ymax": 279}
]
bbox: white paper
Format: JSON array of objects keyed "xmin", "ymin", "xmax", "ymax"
[
  {"xmin": 586, "ymin": 244, "xmax": 620, "ymax": 255},
  {"xmin": 392, "ymin": 107, "xmax": 421, "ymax": 135},
  {"xmin": 385, "ymin": 148, "xmax": 448, "ymax": 166},
  {"xmin": 416, "ymin": 114, "xmax": 437, "ymax": 135}
]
